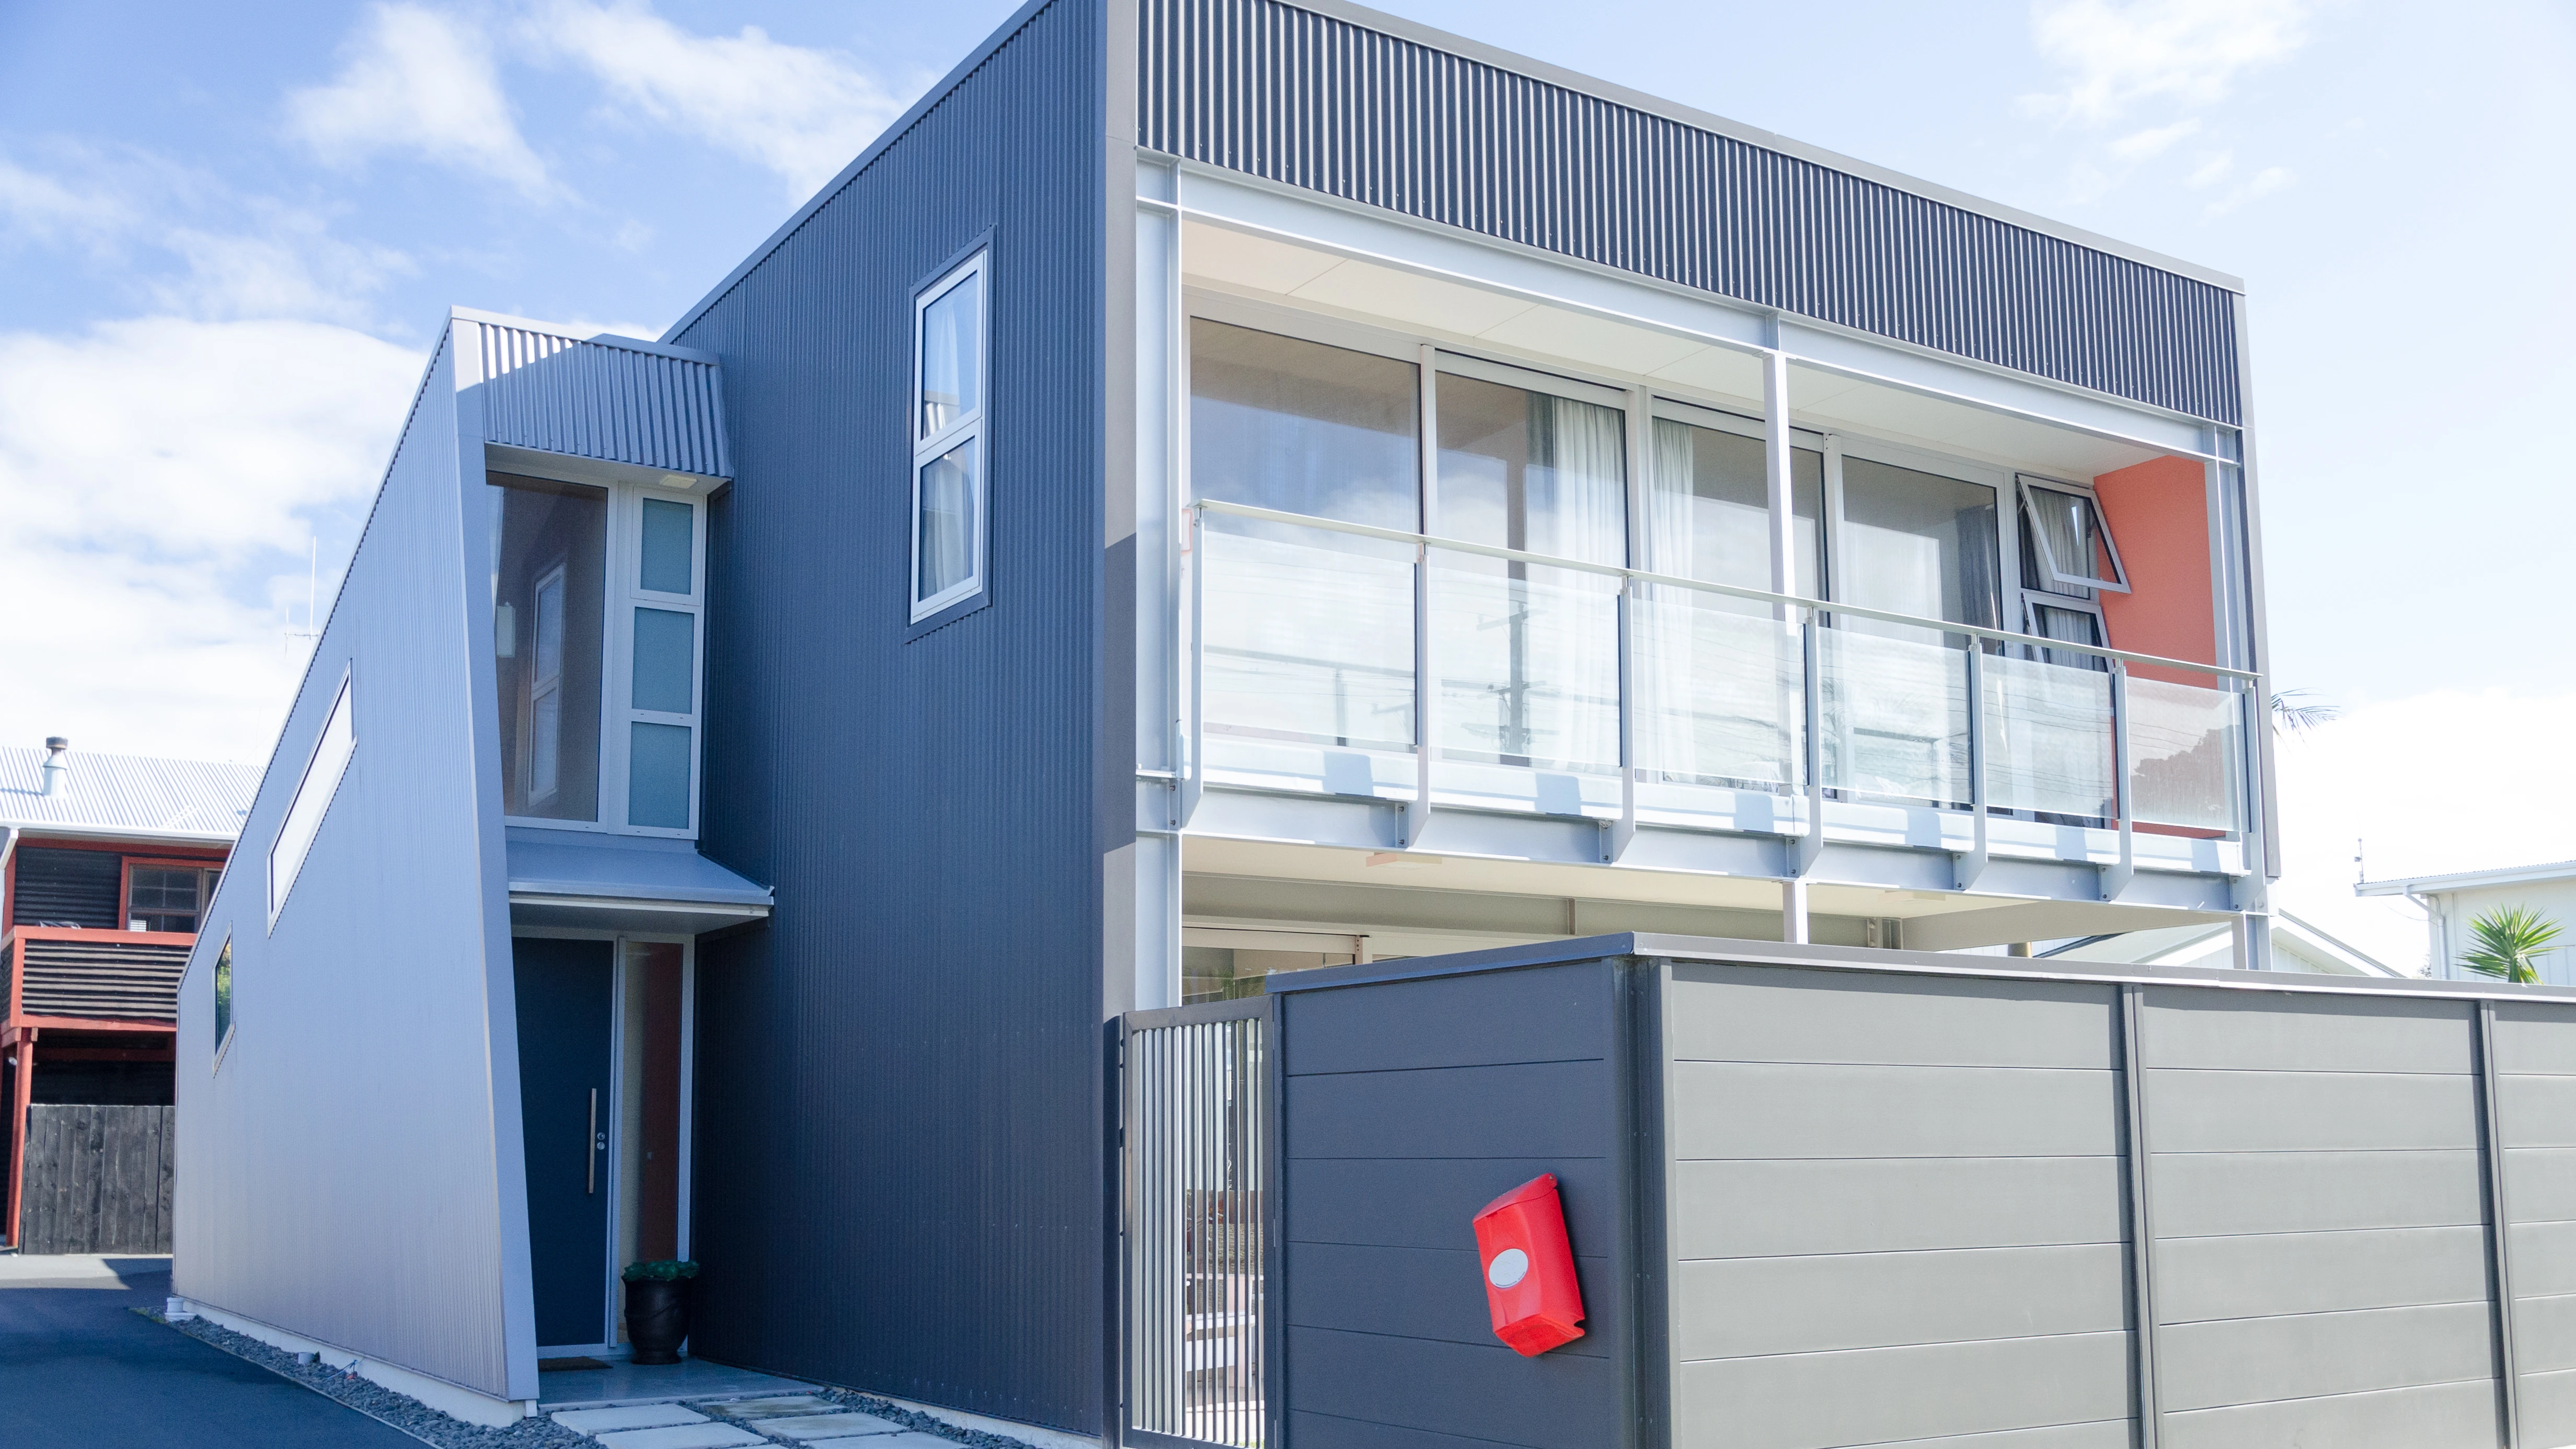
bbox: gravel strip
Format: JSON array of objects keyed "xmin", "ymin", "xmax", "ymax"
[
  {"xmin": 145, "ymin": 1307, "xmax": 1044, "ymax": 1449},
  {"xmin": 144, "ymin": 1309, "xmax": 588, "ymax": 1448}
]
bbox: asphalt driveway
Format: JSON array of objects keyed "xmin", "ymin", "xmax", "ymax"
[{"xmin": 0, "ymin": 1254, "xmax": 420, "ymax": 1447}]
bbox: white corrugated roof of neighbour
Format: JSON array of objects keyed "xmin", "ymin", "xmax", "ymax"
[
  {"xmin": 2359, "ymin": 860, "xmax": 2576, "ymax": 895},
  {"xmin": 0, "ymin": 745, "xmax": 258, "ymax": 843}
]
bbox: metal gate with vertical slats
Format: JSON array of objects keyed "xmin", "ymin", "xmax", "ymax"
[{"xmin": 1124, "ymin": 997, "xmax": 1275, "ymax": 1449}]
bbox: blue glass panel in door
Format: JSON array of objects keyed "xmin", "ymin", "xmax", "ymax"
[{"xmin": 513, "ymin": 937, "xmax": 614, "ymax": 1349}]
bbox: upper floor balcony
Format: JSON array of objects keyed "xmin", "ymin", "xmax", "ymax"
[{"xmin": 1135, "ymin": 183, "xmax": 2268, "ymax": 946}]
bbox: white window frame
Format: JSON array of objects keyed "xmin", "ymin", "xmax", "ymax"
[
  {"xmin": 611, "ymin": 488, "xmax": 706, "ymax": 836},
  {"xmin": 209, "ymin": 934, "xmax": 236, "ymax": 1075},
  {"xmin": 910, "ymin": 251, "xmax": 990, "ymax": 622},
  {"xmin": 2018, "ymin": 475, "xmax": 2131, "ymax": 594},
  {"xmin": 494, "ymin": 469, "xmax": 707, "ymax": 841}
]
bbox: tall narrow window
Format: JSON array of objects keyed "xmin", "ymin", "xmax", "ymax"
[
  {"xmin": 912, "ymin": 251, "xmax": 988, "ymax": 620},
  {"xmin": 1189, "ymin": 320, "xmax": 1420, "ymax": 751},
  {"xmin": 210, "ymin": 936, "xmax": 234, "ymax": 1069},
  {"xmin": 269, "ymin": 674, "xmax": 356, "ymax": 926},
  {"xmin": 490, "ymin": 473, "xmax": 607, "ymax": 820},
  {"xmin": 624, "ymin": 492, "xmax": 703, "ymax": 831},
  {"xmin": 1634, "ymin": 409, "xmax": 1823, "ymax": 790},
  {"xmin": 1434, "ymin": 370, "xmax": 1627, "ymax": 773}
]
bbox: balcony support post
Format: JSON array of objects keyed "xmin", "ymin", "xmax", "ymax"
[
  {"xmin": 1612, "ymin": 578, "xmax": 1636, "ymax": 863},
  {"xmin": 1181, "ymin": 504, "xmax": 1204, "ymax": 830},
  {"xmin": 2101, "ymin": 661, "xmax": 2136, "ymax": 902},
  {"xmin": 1956, "ymin": 644, "xmax": 1991, "ymax": 892},
  {"xmin": 1612, "ymin": 384, "xmax": 1651, "ymax": 864},
  {"xmin": 1404, "ymin": 343, "xmax": 1440, "ymax": 850},
  {"xmin": 1795, "ymin": 613, "xmax": 1826, "ymax": 878}
]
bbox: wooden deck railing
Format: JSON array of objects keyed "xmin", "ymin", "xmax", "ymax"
[{"xmin": 4, "ymin": 927, "xmax": 194, "ymax": 1027}]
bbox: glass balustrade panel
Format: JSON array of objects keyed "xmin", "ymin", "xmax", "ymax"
[
  {"xmin": 1429, "ymin": 550, "xmax": 1621, "ymax": 775},
  {"xmin": 1819, "ymin": 627, "xmax": 1971, "ymax": 806},
  {"xmin": 1200, "ymin": 520, "xmax": 1417, "ymax": 751},
  {"xmin": 1982, "ymin": 652, "xmax": 2114, "ymax": 820},
  {"xmin": 2129, "ymin": 676, "xmax": 2246, "ymax": 833},
  {"xmin": 1631, "ymin": 588, "xmax": 1804, "ymax": 790}
]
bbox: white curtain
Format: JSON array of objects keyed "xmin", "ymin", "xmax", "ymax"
[
  {"xmin": 1515, "ymin": 395, "xmax": 1625, "ymax": 770},
  {"xmin": 2024, "ymin": 486, "xmax": 2097, "ymax": 590},
  {"xmin": 1636, "ymin": 420, "xmax": 1698, "ymax": 779},
  {"xmin": 1631, "ymin": 420, "xmax": 1799, "ymax": 787}
]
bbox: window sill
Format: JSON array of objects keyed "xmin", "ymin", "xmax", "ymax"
[{"xmin": 906, "ymin": 586, "xmax": 991, "ymax": 642}]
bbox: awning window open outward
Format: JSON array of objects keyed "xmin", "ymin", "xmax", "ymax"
[{"xmin": 2019, "ymin": 479, "xmax": 2130, "ymax": 595}]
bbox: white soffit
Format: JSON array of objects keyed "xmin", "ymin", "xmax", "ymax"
[
  {"xmin": 1183, "ymin": 218, "xmax": 2176, "ymax": 480},
  {"xmin": 1184, "ymin": 833, "xmax": 1994, "ymax": 922},
  {"xmin": 1793, "ymin": 367, "xmax": 2163, "ymax": 479}
]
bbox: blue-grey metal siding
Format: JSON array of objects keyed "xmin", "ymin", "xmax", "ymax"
[
  {"xmin": 669, "ymin": 0, "xmax": 1112, "ymax": 1431},
  {"xmin": 467, "ymin": 318, "xmax": 732, "ymax": 479},
  {"xmin": 1137, "ymin": 0, "xmax": 2241, "ymax": 425}
]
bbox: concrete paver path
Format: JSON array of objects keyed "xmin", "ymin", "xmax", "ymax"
[{"xmin": 0, "ymin": 1254, "xmax": 421, "ymax": 1448}]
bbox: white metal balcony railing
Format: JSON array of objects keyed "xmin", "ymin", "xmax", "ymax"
[{"xmin": 1181, "ymin": 500, "xmax": 2260, "ymax": 889}]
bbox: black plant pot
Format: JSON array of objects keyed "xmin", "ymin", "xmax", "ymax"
[{"xmin": 625, "ymin": 1278, "xmax": 689, "ymax": 1365}]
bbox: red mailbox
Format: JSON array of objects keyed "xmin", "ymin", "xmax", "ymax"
[{"xmin": 1471, "ymin": 1173, "xmax": 1585, "ymax": 1356}]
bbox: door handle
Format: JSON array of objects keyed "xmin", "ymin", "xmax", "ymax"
[{"xmin": 588, "ymin": 1087, "xmax": 599, "ymax": 1195}]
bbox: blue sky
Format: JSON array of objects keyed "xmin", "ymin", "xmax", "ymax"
[{"xmin": 3, "ymin": 0, "xmax": 2569, "ymax": 961}]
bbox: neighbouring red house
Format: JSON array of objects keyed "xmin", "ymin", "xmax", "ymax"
[{"xmin": 4, "ymin": 737, "xmax": 254, "ymax": 1250}]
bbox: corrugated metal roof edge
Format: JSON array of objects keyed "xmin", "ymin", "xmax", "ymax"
[
  {"xmin": 661, "ymin": 0, "xmax": 1070, "ymax": 344},
  {"xmin": 663, "ymin": 0, "xmax": 2242, "ymax": 352},
  {"xmin": 451, "ymin": 306, "xmax": 719, "ymax": 367},
  {"xmin": 2359, "ymin": 859, "xmax": 2576, "ymax": 895}
]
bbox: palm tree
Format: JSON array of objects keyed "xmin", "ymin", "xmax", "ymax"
[
  {"xmin": 2270, "ymin": 688, "xmax": 2340, "ymax": 737},
  {"xmin": 2461, "ymin": 905, "xmax": 2566, "ymax": 984}
]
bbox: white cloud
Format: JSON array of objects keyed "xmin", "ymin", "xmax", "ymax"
[
  {"xmin": 0, "ymin": 155, "xmax": 140, "ymax": 244},
  {"xmin": 0, "ymin": 318, "xmax": 424, "ymax": 762},
  {"xmin": 2110, "ymin": 118, "xmax": 2200, "ymax": 160},
  {"xmin": 2186, "ymin": 151, "xmax": 2234, "ymax": 187},
  {"xmin": 0, "ymin": 146, "xmax": 415, "ymax": 328},
  {"xmin": 2026, "ymin": 0, "xmax": 2315, "ymax": 122},
  {"xmin": 287, "ymin": 3, "xmax": 555, "ymax": 198},
  {"xmin": 2202, "ymin": 162, "xmax": 2295, "ymax": 215},
  {"xmin": 2269, "ymin": 689, "xmax": 2576, "ymax": 971},
  {"xmin": 530, "ymin": 1, "xmax": 910, "ymax": 198}
]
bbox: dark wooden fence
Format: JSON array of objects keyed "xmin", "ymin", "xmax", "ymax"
[{"xmin": 19, "ymin": 1104, "xmax": 174, "ymax": 1254}]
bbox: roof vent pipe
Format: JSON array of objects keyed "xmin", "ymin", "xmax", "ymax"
[{"xmin": 41, "ymin": 737, "xmax": 68, "ymax": 797}]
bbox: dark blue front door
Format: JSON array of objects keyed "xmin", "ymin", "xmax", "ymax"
[{"xmin": 514, "ymin": 937, "xmax": 614, "ymax": 1348}]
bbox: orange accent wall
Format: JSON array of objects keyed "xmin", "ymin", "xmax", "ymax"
[{"xmin": 2092, "ymin": 456, "xmax": 2214, "ymax": 686}]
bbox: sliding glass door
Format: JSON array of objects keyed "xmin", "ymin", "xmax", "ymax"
[{"xmin": 1432, "ymin": 369, "xmax": 1626, "ymax": 774}]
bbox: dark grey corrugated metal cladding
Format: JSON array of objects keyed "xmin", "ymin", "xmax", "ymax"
[
  {"xmin": 671, "ymin": 0, "xmax": 1110, "ymax": 1432},
  {"xmin": 1137, "ymin": 0, "xmax": 2241, "ymax": 426}
]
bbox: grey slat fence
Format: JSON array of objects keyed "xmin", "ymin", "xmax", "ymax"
[{"xmin": 19, "ymin": 1103, "xmax": 174, "ymax": 1255}]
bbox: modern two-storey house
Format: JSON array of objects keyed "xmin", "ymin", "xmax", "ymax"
[{"xmin": 176, "ymin": 0, "xmax": 2292, "ymax": 1440}]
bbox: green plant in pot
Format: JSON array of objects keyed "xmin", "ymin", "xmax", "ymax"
[{"xmin": 622, "ymin": 1260, "xmax": 698, "ymax": 1365}]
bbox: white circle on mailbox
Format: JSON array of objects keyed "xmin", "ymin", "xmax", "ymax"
[{"xmin": 1487, "ymin": 1248, "xmax": 1530, "ymax": 1289}]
